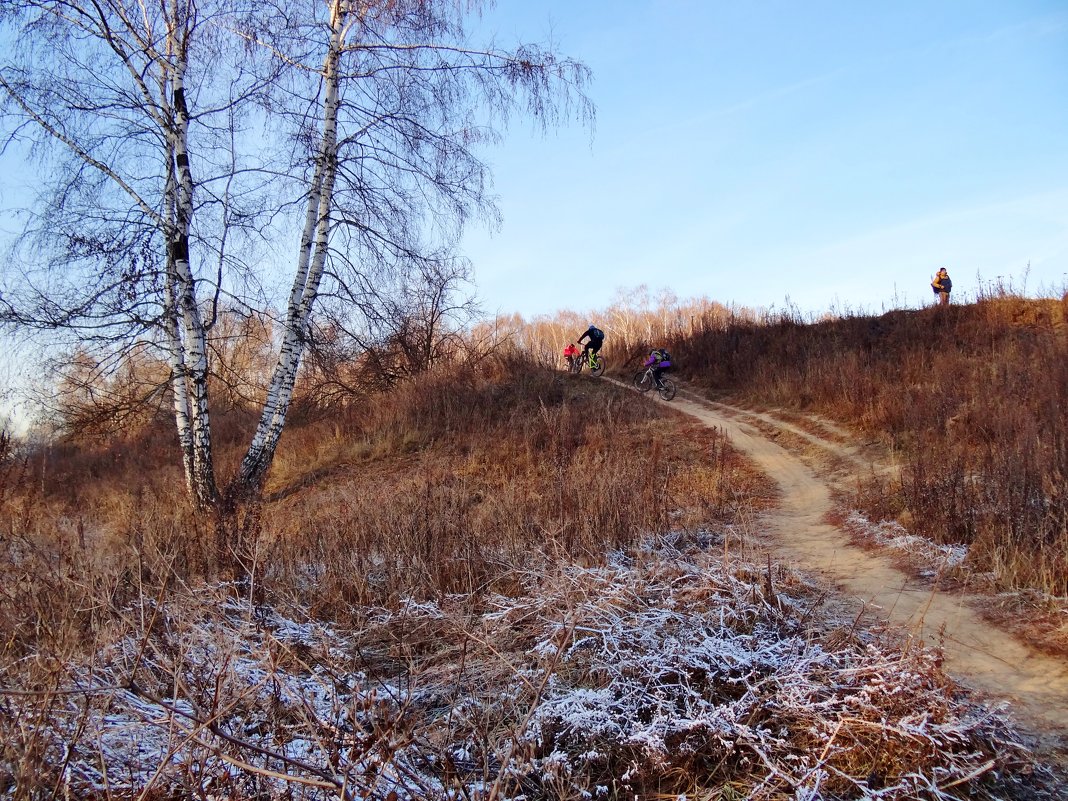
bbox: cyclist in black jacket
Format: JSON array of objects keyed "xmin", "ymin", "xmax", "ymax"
[{"xmin": 577, "ymin": 325, "xmax": 605, "ymax": 363}]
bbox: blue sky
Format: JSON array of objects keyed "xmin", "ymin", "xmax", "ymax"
[
  {"xmin": 463, "ymin": 0, "xmax": 1068, "ymax": 317},
  {"xmin": 2, "ymin": 1, "xmax": 1067, "ymax": 428}
]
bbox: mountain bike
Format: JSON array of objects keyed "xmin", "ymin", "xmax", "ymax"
[
  {"xmin": 576, "ymin": 349, "xmax": 605, "ymax": 377},
  {"xmin": 633, "ymin": 366, "xmax": 676, "ymax": 400}
]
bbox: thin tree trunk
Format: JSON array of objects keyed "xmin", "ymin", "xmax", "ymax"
[
  {"xmin": 159, "ymin": 20, "xmax": 199, "ymax": 504},
  {"xmin": 232, "ymin": 0, "xmax": 347, "ymax": 498},
  {"xmin": 163, "ymin": 165, "xmax": 197, "ymax": 498},
  {"xmin": 167, "ymin": 1, "xmax": 217, "ymax": 508}
]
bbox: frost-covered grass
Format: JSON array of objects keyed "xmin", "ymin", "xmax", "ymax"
[
  {"xmin": 2, "ymin": 533, "xmax": 1048, "ymax": 800},
  {"xmin": 842, "ymin": 512, "xmax": 969, "ymax": 578}
]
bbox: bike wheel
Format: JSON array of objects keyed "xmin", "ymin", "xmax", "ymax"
[
  {"xmin": 657, "ymin": 378, "xmax": 677, "ymax": 401},
  {"xmin": 590, "ymin": 355, "xmax": 605, "ymax": 377},
  {"xmin": 633, "ymin": 369, "xmax": 653, "ymax": 392}
]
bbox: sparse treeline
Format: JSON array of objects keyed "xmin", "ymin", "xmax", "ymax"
[
  {"xmin": 36, "ymin": 285, "xmax": 745, "ymax": 444},
  {"xmin": 488, "ymin": 285, "xmax": 752, "ymax": 369},
  {"xmin": 39, "ymin": 259, "xmax": 481, "ymax": 443}
]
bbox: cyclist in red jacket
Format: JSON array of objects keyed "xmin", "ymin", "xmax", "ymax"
[{"xmin": 563, "ymin": 342, "xmax": 580, "ymax": 371}]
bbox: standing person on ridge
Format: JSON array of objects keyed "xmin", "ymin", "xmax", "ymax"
[
  {"xmin": 577, "ymin": 324, "xmax": 605, "ymax": 365},
  {"xmin": 932, "ymin": 268, "xmax": 952, "ymax": 306}
]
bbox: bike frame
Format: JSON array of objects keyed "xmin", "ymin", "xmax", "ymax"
[
  {"xmin": 570, "ymin": 343, "xmax": 606, "ymax": 376},
  {"xmin": 634, "ymin": 364, "xmax": 676, "ymax": 399},
  {"xmin": 577, "ymin": 349, "xmax": 600, "ymax": 370}
]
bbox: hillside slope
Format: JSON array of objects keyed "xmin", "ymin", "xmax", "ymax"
[
  {"xmin": 1, "ymin": 351, "xmax": 1064, "ymax": 797},
  {"xmin": 653, "ymin": 387, "xmax": 1068, "ymax": 752},
  {"xmin": 671, "ymin": 296, "xmax": 1068, "ymax": 599}
]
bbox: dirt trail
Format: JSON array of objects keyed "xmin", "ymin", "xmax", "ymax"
[{"xmin": 651, "ymin": 388, "xmax": 1068, "ymax": 746}]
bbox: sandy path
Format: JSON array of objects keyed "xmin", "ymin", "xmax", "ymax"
[{"xmin": 639, "ymin": 386, "xmax": 1068, "ymax": 745}]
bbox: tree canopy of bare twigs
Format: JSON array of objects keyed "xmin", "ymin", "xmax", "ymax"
[{"xmin": 0, "ymin": 0, "xmax": 593, "ymax": 514}]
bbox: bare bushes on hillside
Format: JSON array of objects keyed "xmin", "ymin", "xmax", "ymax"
[
  {"xmin": 675, "ymin": 293, "xmax": 1068, "ymax": 598},
  {"xmin": 41, "ymin": 283, "xmax": 484, "ymax": 447},
  {"xmin": 0, "ymin": 351, "xmax": 756, "ymax": 647},
  {"xmin": 0, "ymin": 353, "xmax": 788, "ymax": 794},
  {"xmin": 0, "ymin": 340, "xmax": 1057, "ymax": 795},
  {"xmin": 255, "ymin": 353, "xmax": 762, "ymax": 608},
  {"xmin": 495, "ymin": 288, "xmax": 746, "ymax": 370}
]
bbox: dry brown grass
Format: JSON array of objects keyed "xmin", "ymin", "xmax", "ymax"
[
  {"xmin": 253, "ymin": 354, "xmax": 769, "ymax": 616},
  {"xmin": 0, "ymin": 350, "xmax": 757, "ymax": 655},
  {"xmin": 1, "ymin": 535, "xmax": 1050, "ymax": 800},
  {"xmin": 670, "ymin": 292, "xmax": 1068, "ymax": 600},
  {"xmin": 0, "ymin": 350, "xmax": 782, "ymax": 794},
  {"xmin": 1, "ymin": 341, "xmax": 1060, "ymax": 797}
]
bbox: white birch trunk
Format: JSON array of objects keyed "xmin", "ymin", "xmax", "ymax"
[
  {"xmin": 234, "ymin": 0, "xmax": 348, "ymax": 495},
  {"xmin": 163, "ymin": 162, "xmax": 197, "ymax": 498},
  {"xmin": 167, "ymin": 0, "xmax": 217, "ymax": 507}
]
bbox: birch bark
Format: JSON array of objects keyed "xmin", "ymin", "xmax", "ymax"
[
  {"xmin": 163, "ymin": 162, "xmax": 197, "ymax": 499},
  {"xmin": 233, "ymin": 0, "xmax": 348, "ymax": 496},
  {"xmin": 166, "ymin": 0, "xmax": 217, "ymax": 507}
]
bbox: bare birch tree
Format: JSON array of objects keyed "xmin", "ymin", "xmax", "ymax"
[
  {"xmin": 0, "ymin": 0, "xmax": 272, "ymax": 506},
  {"xmin": 227, "ymin": 0, "xmax": 592, "ymax": 497},
  {"xmin": 0, "ymin": 0, "xmax": 592, "ymax": 509}
]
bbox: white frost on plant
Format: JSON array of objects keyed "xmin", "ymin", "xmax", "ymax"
[
  {"xmin": 845, "ymin": 511, "xmax": 968, "ymax": 568},
  {"xmin": 8, "ymin": 536, "xmax": 1034, "ymax": 800}
]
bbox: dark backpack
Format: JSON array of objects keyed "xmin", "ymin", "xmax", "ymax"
[
  {"xmin": 656, "ymin": 349, "xmax": 672, "ymax": 363},
  {"xmin": 589, "ymin": 326, "xmax": 604, "ymax": 341}
]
